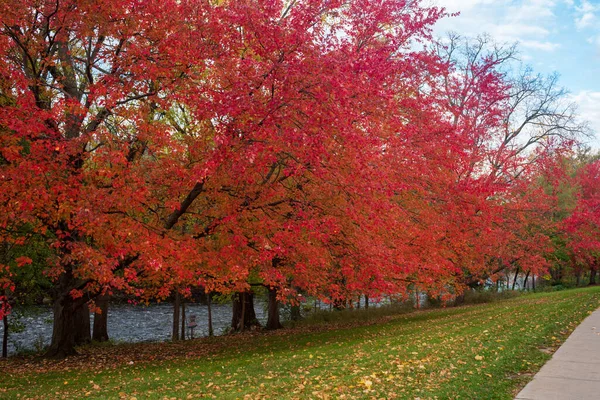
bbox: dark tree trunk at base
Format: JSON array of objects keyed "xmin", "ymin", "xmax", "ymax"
[
  {"xmin": 550, "ymin": 265, "xmax": 562, "ymax": 285},
  {"xmin": 523, "ymin": 271, "xmax": 530, "ymax": 291},
  {"xmin": 231, "ymin": 291, "xmax": 260, "ymax": 331},
  {"xmin": 240, "ymin": 292, "xmax": 246, "ymax": 330},
  {"xmin": 590, "ymin": 267, "xmax": 597, "ymax": 286},
  {"xmin": 207, "ymin": 293, "xmax": 213, "ymax": 337},
  {"xmin": 454, "ymin": 292, "xmax": 466, "ymax": 307},
  {"xmin": 172, "ymin": 292, "xmax": 180, "ymax": 341},
  {"xmin": 332, "ymin": 298, "xmax": 345, "ymax": 311},
  {"xmin": 415, "ymin": 289, "xmax": 420, "ymax": 309},
  {"xmin": 290, "ymin": 304, "xmax": 301, "ymax": 321},
  {"xmin": 365, "ymin": 295, "xmax": 369, "ymax": 309},
  {"xmin": 266, "ymin": 287, "xmax": 283, "ymax": 330},
  {"xmin": 73, "ymin": 302, "xmax": 91, "ymax": 345},
  {"xmin": 46, "ymin": 296, "xmax": 80, "ymax": 358},
  {"xmin": 180, "ymin": 299, "xmax": 186, "ymax": 340},
  {"xmin": 512, "ymin": 268, "xmax": 520, "ymax": 290},
  {"xmin": 92, "ymin": 295, "xmax": 109, "ymax": 342},
  {"xmin": 2, "ymin": 314, "xmax": 7, "ymax": 358},
  {"xmin": 46, "ymin": 268, "xmax": 90, "ymax": 359}
]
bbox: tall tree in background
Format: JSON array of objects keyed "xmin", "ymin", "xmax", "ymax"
[{"xmin": 431, "ymin": 34, "xmax": 588, "ymax": 292}]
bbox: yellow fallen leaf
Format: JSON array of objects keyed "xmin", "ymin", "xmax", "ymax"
[{"xmin": 475, "ymin": 355, "xmax": 484, "ymax": 361}]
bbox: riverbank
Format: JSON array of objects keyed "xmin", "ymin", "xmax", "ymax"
[{"xmin": 1, "ymin": 286, "xmax": 599, "ymax": 399}]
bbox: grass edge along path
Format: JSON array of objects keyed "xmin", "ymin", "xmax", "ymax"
[{"xmin": 1, "ymin": 286, "xmax": 599, "ymax": 399}]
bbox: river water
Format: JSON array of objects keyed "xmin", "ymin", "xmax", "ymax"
[
  {"xmin": 1, "ymin": 296, "xmax": 396, "ymax": 356},
  {"xmin": 0, "ymin": 301, "xmax": 268, "ymax": 356}
]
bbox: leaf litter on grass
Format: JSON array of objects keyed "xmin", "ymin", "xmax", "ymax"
[{"xmin": 1, "ymin": 287, "xmax": 599, "ymax": 400}]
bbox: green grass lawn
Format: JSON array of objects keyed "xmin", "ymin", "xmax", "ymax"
[{"xmin": 1, "ymin": 286, "xmax": 599, "ymax": 399}]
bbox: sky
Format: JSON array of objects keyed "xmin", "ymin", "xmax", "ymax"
[{"xmin": 432, "ymin": 0, "xmax": 600, "ymax": 148}]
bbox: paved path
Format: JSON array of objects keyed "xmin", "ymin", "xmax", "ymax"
[{"xmin": 515, "ymin": 308, "xmax": 600, "ymax": 400}]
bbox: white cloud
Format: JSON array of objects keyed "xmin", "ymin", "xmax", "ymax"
[
  {"xmin": 576, "ymin": 12, "xmax": 596, "ymax": 29},
  {"xmin": 560, "ymin": 1, "xmax": 600, "ymax": 52},
  {"xmin": 587, "ymin": 35, "xmax": 600, "ymax": 46},
  {"xmin": 509, "ymin": 0, "xmax": 556, "ymax": 21},
  {"xmin": 521, "ymin": 53, "xmax": 534, "ymax": 61},
  {"xmin": 578, "ymin": 0, "xmax": 598, "ymax": 13},
  {"xmin": 490, "ymin": 24, "xmax": 550, "ymax": 38},
  {"xmin": 571, "ymin": 91, "xmax": 600, "ymax": 146},
  {"xmin": 437, "ymin": 0, "xmax": 509, "ymax": 13},
  {"xmin": 519, "ymin": 40, "xmax": 561, "ymax": 51},
  {"xmin": 434, "ymin": 0, "xmax": 561, "ymax": 52},
  {"xmin": 432, "ymin": 0, "xmax": 600, "ymax": 150},
  {"xmin": 574, "ymin": 1, "xmax": 599, "ymax": 30}
]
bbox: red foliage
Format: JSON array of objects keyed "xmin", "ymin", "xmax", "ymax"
[
  {"xmin": 0, "ymin": 0, "xmax": 590, "ymax": 343},
  {"xmin": 564, "ymin": 160, "xmax": 600, "ymax": 264}
]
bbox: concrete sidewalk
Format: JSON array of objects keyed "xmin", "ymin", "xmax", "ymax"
[{"xmin": 515, "ymin": 307, "xmax": 600, "ymax": 400}]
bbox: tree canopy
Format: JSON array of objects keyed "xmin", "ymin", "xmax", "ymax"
[{"xmin": 0, "ymin": 0, "xmax": 596, "ymax": 357}]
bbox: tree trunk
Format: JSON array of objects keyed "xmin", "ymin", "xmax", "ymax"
[
  {"xmin": 2, "ymin": 314, "xmax": 7, "ymax": 358},
  {"xmin": 590, "ymin": 267, "xmax": 597, "ymax": 285},
  {"xmin": 332, "ymin": 298, "xmax": 345, "ymax": 311},
  {"xmin": 415, "ymin": 289, "xmax": 420, "ymax": 309},
  {"xmin": 512, "ymin": 267, "xmax": 520, "ymax": 290},
  {"xmin": 46, "ymin": 269, "xmax": 88, "ymax": 358},
  {"xmin": 550, "ymin": 265, "xmax": 562, "ymax": 285},
  {"xmin": 266, "ymin": 287, "xmax": 283, "ymax": 330},
  {"xmin": 92, "ymin": 295, "xmax": 109, "ymax": 342},
  {"xmin": 46, "ymin": 297, "xmax": 80, "ymax": 358},
  {"xmin": 532, "ymin": 274, "xmax": 536, "ymax": 291},
  {"xmin": 172, "ymin": 292, "xmax": 180, "ymax": 341},
  {"xmin": 239, "ymin": 292, "xmax": 246, "ymax": 331},
  {"xmin": 231, "ymin": 291, "xmax": 260, "ymax": 331},
  {"xmin": 365, "ymin": 295, "xmax": 369, "ymax": 309},
  {"xmin": 180, "ymin": 299, "xmax": 186, "ymax": 341},
  {"xmin": 207, "ymin": 292, "xmax": 213, "ymax": 337},
  {"xmin": 290, "ymin": 304, "xmax": 301, "ymax": 321},
  {"xmin": 454, "ymin": 292, "xmax": 466, "ymax": 307},
  {"xmin": 523, "ymin": 271, "xmax": 530, "ymax": 291},
  {"xmin": 73, "ymin": 302, "xmax": 91, "ymax": 346}
]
